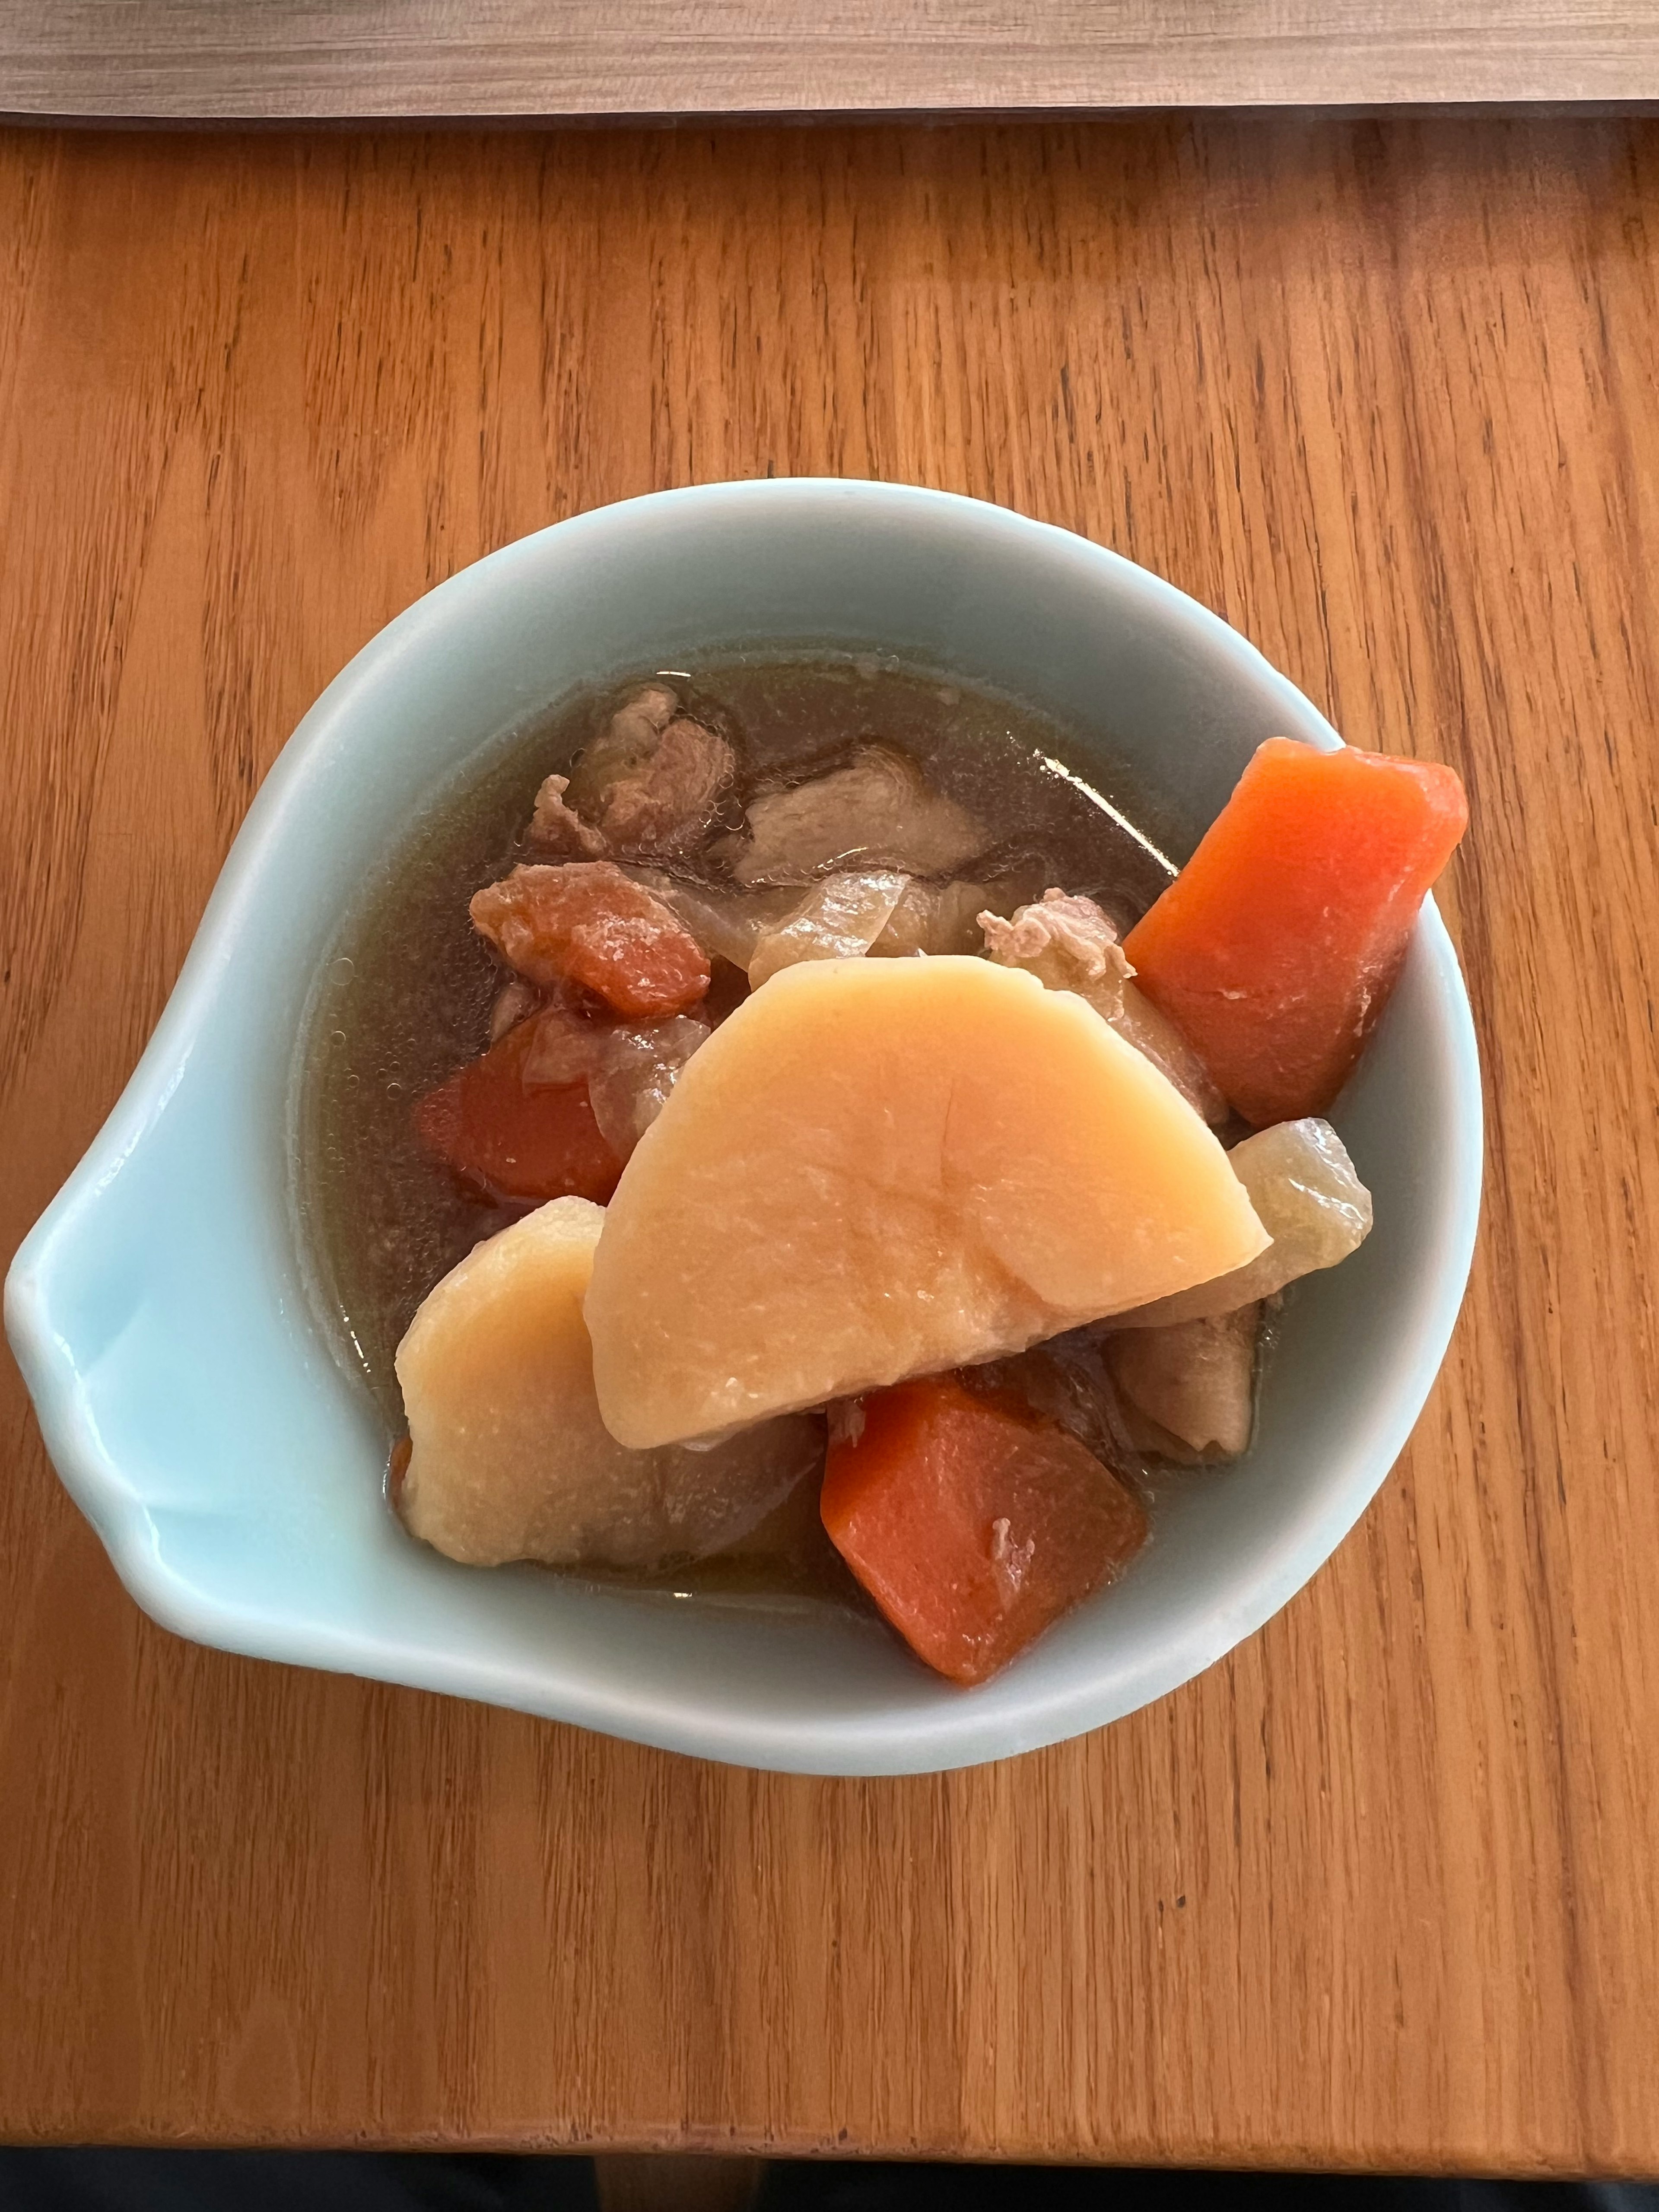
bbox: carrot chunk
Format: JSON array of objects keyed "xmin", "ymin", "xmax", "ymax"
[
  {"xmin": 413, "ymin": 1010, "xmax": 623, "ymax": 1206},
  {"xmin": 1123, "ymin": 738, "xmax": 1468, "ymax": 1126},
  {"xmin": 820, "ymin": 1375, "xmax": 1147, "ymax": 1686},
  {"xmin": 470, "ymin": 861, "xmax": 711, "ymax": 1019}
]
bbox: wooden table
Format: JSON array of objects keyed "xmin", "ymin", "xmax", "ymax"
[{"xmin": 2, "ymin": 115, "xmax": 1657, "ymax": 2176}]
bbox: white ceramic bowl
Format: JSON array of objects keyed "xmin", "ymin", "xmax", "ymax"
[{"xmin": 5, "ymin": 480, "xmax": 1481, "ymax": 1774}]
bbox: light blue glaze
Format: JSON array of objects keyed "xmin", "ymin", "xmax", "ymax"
[{"xmin": 4, "ymin": 480, "xmax": 1482, "ymax": 1774}]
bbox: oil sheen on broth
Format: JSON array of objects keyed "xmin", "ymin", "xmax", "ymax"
[{"xmin": 298, "ymin": 651, "xmax": 1190, "ymax": 1599}]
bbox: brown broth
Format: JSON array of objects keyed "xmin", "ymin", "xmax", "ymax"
[{"xmin": 296, "ymin": 648, "xmax": 1193, "ymax": 1599}]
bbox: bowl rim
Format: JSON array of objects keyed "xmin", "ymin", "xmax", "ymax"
[{"xmin": 4, "ymin": 476, "xmax": 1484, "ymax": 1773}]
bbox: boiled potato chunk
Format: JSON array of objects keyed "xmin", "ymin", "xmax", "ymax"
[
  {"xmin": 584, "ymin": 957, "xmax": 1269, "ymax": 1448},
  {"xmin": 396, "ymin": 1196, "xmax": 821, "ymax": 1569}
]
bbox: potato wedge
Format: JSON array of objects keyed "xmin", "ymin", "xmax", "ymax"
[{"xmin": 584, "ymin": 957, "xmax": 1268, "ymax": 1447}]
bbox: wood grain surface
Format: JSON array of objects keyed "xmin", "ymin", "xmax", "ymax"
[
  {"xmin": 2, "ymin": 117, "xmax": 1657, "ymax": 2174},
  {"xmin": 6, "ymin": 0, "xmax": 1659, "ymax": 117}
]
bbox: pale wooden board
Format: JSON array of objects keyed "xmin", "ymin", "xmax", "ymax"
[
  {"xmin": 2, "ymin": 0, "xmax": 1659, "ymax": 117},
  {"xmin": 2, "ymin": 116, "xmax": 1658, "ymax": 2172}
]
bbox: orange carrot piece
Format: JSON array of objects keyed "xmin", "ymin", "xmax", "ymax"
[
  {"xmin": 413, "ymin": 1011, "xmax": 623, "ymax": 1206},
  {"xmin": 1123, "ymin": 738, "xmax": 1467, "ymax": 1126},
  {"xmin": 820, "ymin": 1376, "xmax": 1147, "ymax": 1686},
  {"xmin": 470, "ymin": 861, "xmax": 710, "ymax": 1019}
]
